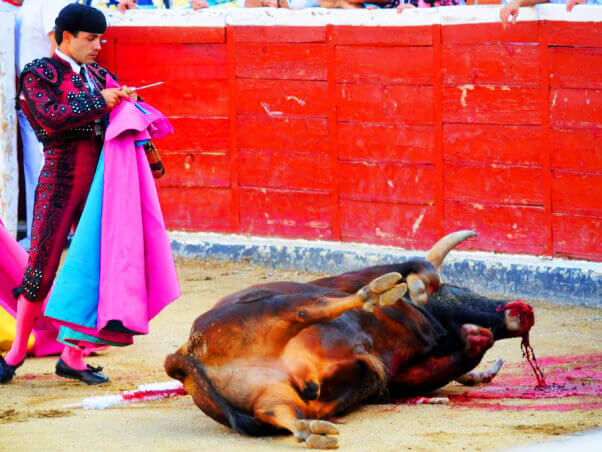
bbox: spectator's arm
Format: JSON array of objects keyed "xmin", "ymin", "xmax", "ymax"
[
  {"xmin": 118, "ymin": 0, "xmax": 138, "ymax": 13},
  {"xmin": 242, "ymin": 0, "xmax": 280, "ymax": 7},
  {"xmin": 191, "ymin": 0, "xmax": 209, "ymax": 8},
  {"xmin": 499, "ymin": 0, "xmax": 549, "ymax": 27},
  {"xmin": 566, "ymin": 0, "xmax": 586, "ymax": 11}
]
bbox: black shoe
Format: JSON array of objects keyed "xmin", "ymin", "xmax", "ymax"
[
  {"xmin": 0, "ymin": 355, "xmax": 24, "ymax": 384},
  {"xmin": 55, "ymin": 359, "xmax": 109, "ymax": 385}
]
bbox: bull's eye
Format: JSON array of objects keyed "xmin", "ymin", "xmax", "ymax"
[{"xmin": 298, "ymin": 310, "xmax": 308, "ymax": 319}]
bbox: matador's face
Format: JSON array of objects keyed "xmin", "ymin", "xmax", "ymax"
[{"xmin": 65, "ymin": 31, "xmax": 102, "ymax": 66}]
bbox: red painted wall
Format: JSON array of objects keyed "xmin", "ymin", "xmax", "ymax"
[{"xmin": 97, "ymin": 21, "xmax": 602, "ymax": 262}]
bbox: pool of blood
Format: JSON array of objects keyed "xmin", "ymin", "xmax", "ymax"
[{"xmin": 449, "ymin": 354, "xmax": 602, "ymax": 411}]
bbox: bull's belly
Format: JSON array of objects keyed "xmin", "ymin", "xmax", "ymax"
[{"xmin": 205, "ymin": 359, "xmax": 290, "ymax": 410}]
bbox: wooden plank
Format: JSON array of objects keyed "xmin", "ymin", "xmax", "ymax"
[
  {"xmin": 441, "ymin": 22, "xmax": 539, "ymax": 44},
  {"xmin": 444, "ymin": 163, "xmax": 544, "ymax": 205},
  {"xmin": 158, "ymin": 187, "xmax": 232, "ymax": 232},
  {"xmin": 547, "ymin": 21, "xmax": 602, "ymax": 47},
  {"xmin": 441, "ymin": 44, "xmax": 540, "ymax": 86},
  {"xmin": 159, "ymin": 118, "xmax": 230, "ymax": 152},
  {"xmin": 445, "ymin": 201, "xmax": 546, "ymax": 254},
  {"xmin": 232, "ymin": 26, "xmax": 326, "ymax": 43},
  {"xmin": 551, "ymin": 129, "xmax": 602, "ymax": 172},
  {"xmin": 336, "ymin": 46, "xmax": 433, "ymax": 84},
  {"xmin": 238, "ymin": 150, "xmax": 332, "ymax": 191},
  {"xmin": 552, "ymin": 213, "xmax": 602, "ymax": 261},
  {"xmin": 340, "ymin": 200, "xmax": 439, "ymax": 247},
  {"xmin": 227, "ymin": 25, "xmax": 240, "ymax": 234},
  {"xmin": 443, "ymin": 124, "xmax": 543, "ymax": 165},
  {"xmin": 236, "ymin": 79, "xmax": 328, "ymax": 116},
  {"xmin": 328, "ymin": 25, "xmax": 341, "ymax": 241},
  {"xmin": 240, "ymin": 188, "xmax": 333, "ymax": 239},
  {"xmin": 550, "ymin": 88, "xmax": 602, "ymax": 129},
  {"xmin": 332, "ymin": 26, "xmax": 432, "ymax": 46},
  {"xmin": 442, "ymin": 85, "xmax": 540, "ymax": 125},
  {"xmin": 549, "ymin": 47, "xmax": 602, "ymax": 89},
  {"xmin": 337, "ymin": 123, "xmax": 435, "ymax": 163},
  {"xmin": 552, "ymin": 172, "xmax": 602, "ymax": 216},
  {"xmin": 106, "ymin": 26, "xmax": 225, "ymax": 44},
  {"xmin": 337, "ymin": 84, "xmax": 435, "ymax": 124},
  {"xmin": 433, "ymin": 24, "xmax": 444, "ymax": 239},
  {"xmin": 339, "ymin": 161, "xmax": 436, "ymax": 204},
  {"xmin": 115, "ymin": 43, "xmax": 227, "ymax": 81},
  {"xmin": 234, "ymin": 43, "xmax": 328, "ymax": 80},
  {"xmin": 237, "ymin": 115, "xmax": 329, "ymax": 154},
  {"xmin": 157, "ymin": 151, "xmax": 230, "ymax": 189},
  {"xmin": 120, "ymin": 79, "xmax": 229, "ymax": 116}
]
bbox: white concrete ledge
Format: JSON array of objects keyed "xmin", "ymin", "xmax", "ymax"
[
  {"xmin": 105, "ymin": 5, "xmax": 602, "ymax": 28},
  {"xmin": 169, "ymin": 231, "xmax": 602, "ymax": 307}
]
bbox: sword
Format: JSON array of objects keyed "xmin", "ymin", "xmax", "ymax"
[{"xmin": 131, "ymin": 81, "xmax": 164, "ymax": 92}]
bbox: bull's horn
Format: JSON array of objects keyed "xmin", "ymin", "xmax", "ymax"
[{"xmin": 425, "ymin": 230, "xmax": 476, "ymax": 268}]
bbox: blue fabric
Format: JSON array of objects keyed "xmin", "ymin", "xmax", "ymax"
[
  {"xmin": 57, "ymin": 326, "xmax": 124, "ymax": 348},
  {"xmin": 45, "ymin": 150, "xmax": 105, "ymax": 332}
]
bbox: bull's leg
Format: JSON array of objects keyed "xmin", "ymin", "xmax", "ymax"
[
  {"xmin": 310, "ymin": 262, "xmax": 437, "ymax": 295},
  {"xmin": 300, "ymin": 273, "xmax": 407, "ymax": 323},
  {"xmin": 388, "ymin": 324, "xmax": 495, "ymax": 396},
  {"xmin": 253, "ymin": 383, "xmax": 339, "ymax": 449}
]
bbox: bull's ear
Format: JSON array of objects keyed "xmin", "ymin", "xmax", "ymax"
[{"xmin": 426, "ymin": 230, "xmax": 477, "ymax": 269}]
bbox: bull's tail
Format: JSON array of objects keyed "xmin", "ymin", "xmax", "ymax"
[{"xmin": 164, "ymin": 352, "xmax": 280, "ymax": 437}]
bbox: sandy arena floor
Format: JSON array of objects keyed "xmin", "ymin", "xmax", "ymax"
[{"xmin": 1, "ymin": 258, "xmax": 601, "ymax": 451}]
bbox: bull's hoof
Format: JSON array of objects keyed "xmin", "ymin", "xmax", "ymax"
[
  {"xmin": 461, "ymin": 324, "xmax": 494, "ymax": 358},
  {"xmin": 406, "ymin": 274, "xmax": 428, "ymax": 305},
  {"xmin": 295, "ymin": 420, "xmax": 339, "ymax": 449},
  {"xmin": 368, "ymin": 272, "xmax": 402, "ymax": 293},
  {"xmin": 358, "ymin": 273, "xmax": 407, "ymax": 311}
]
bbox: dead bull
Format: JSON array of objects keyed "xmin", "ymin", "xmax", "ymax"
[{"xmin": 165, "ymin": 231, "xmax": 534, "ymax": 449}]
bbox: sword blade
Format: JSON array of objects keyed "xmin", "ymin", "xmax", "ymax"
[{"xmin": 132, "ymin": 81, "xmax": 164, "ymax": 91}]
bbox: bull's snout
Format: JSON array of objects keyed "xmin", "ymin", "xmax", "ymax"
[{"xmin": 502, "ymin": 301, "xmax": 534, "ymax": 336}]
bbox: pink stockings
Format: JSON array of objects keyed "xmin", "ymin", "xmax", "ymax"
[
  {"xmin": 3, "ymin": 295, "xmax": 43, "ymax": 366},
  {"xmin": 60, "ymin": 344, "xmax": 87, "ymax": 370},
  {"xmin": 5, "ymin": 295, "xmax": 87, "ymax": 370}
]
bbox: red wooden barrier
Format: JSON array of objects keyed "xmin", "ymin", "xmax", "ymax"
[{"xmin": 97, "ymin": 12, "xmax": 602, "ymax": 262}]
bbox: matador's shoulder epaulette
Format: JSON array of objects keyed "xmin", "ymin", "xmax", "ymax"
[{"xmin": 20, "ymin": 58, "xmax": 63, "ymax": 87}]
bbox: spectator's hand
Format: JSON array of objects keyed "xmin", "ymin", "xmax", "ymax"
[
  {"xmin": 101, "ymin": 88, "xmax": 128, "ymax": 109},
  {"xmin": 118, "ymin": 0, "xmax": 138, "ymax": 13},
  {"xmin": 566, "ymin": 0, "xmax": 585, "ymax": 12},
  {"xmin": 500, "ymin": 0, "xmax": 520, "ymax": 27},
  {"xmin": 262, "ymin": 0, "xmax": 279, "ymax": 6},
  {"xmin": 192, "ymin": 0, "xmax": 209, "ymax": 9},
  {"xmin": 396, "ymin": 3, "xmax": 416, "ymax": 13}
]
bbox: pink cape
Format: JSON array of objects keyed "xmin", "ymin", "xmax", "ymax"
[
  {"xmin": 97, "ymin": 92, "xmax": 180, "ymax": 336},
  {"xmin": 0, "ymin": 221, "xmax": 62, "ymax": 356}
]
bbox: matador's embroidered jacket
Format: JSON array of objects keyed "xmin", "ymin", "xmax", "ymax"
[
  {"xmin": 14, "ymin": 54, "xmax": 116, "ymax": 302},
  {"xmin": 17, "ymin": 54, "xmax": 112, "ymax": 145}
]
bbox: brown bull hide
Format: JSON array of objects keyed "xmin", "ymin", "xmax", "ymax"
[{"xmin": 165, "ymin": 232, "xmax": 533, "ymax": 449}]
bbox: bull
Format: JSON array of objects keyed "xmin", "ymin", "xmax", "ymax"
[{"xmin": 165, "ymin": 231, "xmax": 534, "ymax": 449}]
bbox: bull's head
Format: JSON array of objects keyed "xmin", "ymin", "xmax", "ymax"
[
  {"xmin": 406, "ymin": 230, "xmax": 476, "ymax": 305},
  {"xmin": 407, "ymin": 230, "xmax": 534, "ymax": 340}
]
